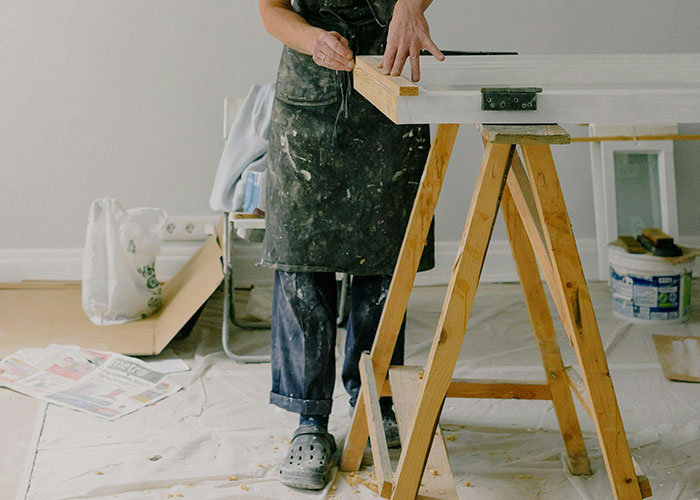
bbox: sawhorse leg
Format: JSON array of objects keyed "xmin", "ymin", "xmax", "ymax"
[
  {"xmin": 519, "ymin": 143, "xmax": 643, "ymax": 500},
  {"xmin": 502, "ymin": 182, "xmax": 591, "ymax": 475},
  {"xmin": 340, "ymin": 123, "xmax": 460, "ymax": 471}
]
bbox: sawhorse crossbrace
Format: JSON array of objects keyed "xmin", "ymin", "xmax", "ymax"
[{"xmin": 340, "ymin": 124, "xmax": 651, "ymax": 500}]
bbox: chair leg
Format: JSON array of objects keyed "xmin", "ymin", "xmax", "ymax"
[{"xmin": 221, "ymin": 212, "xmax": 270, "ymax": 364}]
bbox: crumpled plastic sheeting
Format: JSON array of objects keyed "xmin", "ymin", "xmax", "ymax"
[{"xmin": 22, "ymin": 281, "xmax": 700, "ymax": 500}]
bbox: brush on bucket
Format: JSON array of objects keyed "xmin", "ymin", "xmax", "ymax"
[{"xmin": 636, "ymin": 228, "xmax": 683, "ymax": 257}]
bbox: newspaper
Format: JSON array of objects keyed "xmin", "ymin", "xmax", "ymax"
[{"xmin": 0, "ymin": 344, "xmax": 182, "ymax": 420}]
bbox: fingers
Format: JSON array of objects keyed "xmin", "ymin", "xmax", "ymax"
[
  {"xmin": 325, "ymin": 32, "xmax": 353, "ymax": 60},
  {"xmin": 314, "ymin": 49, "xmax": 353, "ymax": 71},
  {"xmin": 423, "ymin": 38, "xmax": 445, "ymax": 62},
  {"xmin": 390, "ymin": 47, "xmax": 409, "ymax": 77},
  {"xmin": 380, "ymin": 43, "xmax": 396, "ymax": 73},
  {"xmin": 383, "ymin": 36, "xmax": 444, "ymax": 81},
  {"xmin": 312, "ymin": 31, "xmax": 354, "ymax": 71},
  {"xmin": 409, "ymin": 49, "xmax": 420, "ymax": 82}
]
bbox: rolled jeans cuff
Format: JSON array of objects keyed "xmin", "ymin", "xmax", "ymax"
[{"xmin": 269, "ymin": 391, "xmax": 333, "ymax": 416}]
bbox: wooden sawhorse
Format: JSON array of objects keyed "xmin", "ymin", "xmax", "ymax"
[{"xmin": 340, "ymin": 124, "xmax": 651, "ymax": 500}]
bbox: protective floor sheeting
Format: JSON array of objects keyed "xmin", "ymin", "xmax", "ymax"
[{"xmin": 19, "ymin": 281, "xmax": 700, "ymax": 500}]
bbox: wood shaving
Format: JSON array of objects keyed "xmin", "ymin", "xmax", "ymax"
[
  {"xmin": 445, "ymin": 434, "xmax": 457, "ymax": 441},
  {"xmin": 95, "ymin": 471, "xmax": 103, "ymax": 476},
  {"xmin": 465, "ymin": 481, "xmax": 472, "ymax": 487},
  {"xmin": 228, "ymin": 476, "xmax": 239, "ymax": 481},
  {"xmin": 343, "ymin": 471, "xmax": 379, "ymax": 494},
  {"xmin": 240, "ymin": 483, "xmax": 249, "ymax": 491},
  {"xmin": 430, "ymin": 469, "xmax": 439, "ymax": 476},
  {"xmin": 176, "ymin": 495, "xmax": 184, "ymax": 498}
]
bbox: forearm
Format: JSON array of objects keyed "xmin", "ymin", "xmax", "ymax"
[{"xmin": 258, "ymin": 0, "xmax": 323, "ymax": 55}]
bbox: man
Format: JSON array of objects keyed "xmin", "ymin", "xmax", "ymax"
[{"xmin": 258, "ymin": 0, "xmax": 443, "ymax": 490}]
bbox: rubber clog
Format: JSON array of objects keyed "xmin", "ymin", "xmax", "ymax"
[{"xmin": 278, "ymin": 424, "xmax": 337, "ymax": 490}]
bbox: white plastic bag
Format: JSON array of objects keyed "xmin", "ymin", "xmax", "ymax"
[{"xmin": 82, "ymin": 198, "xmax": 168, "ymax": 325}]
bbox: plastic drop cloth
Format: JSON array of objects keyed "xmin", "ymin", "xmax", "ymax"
[{"xmin": 17, "ymin": 281, "xmax": 700, "ymax": 500}]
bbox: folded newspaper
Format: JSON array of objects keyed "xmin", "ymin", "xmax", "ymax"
[{"xmin": 0, "ymin": 345, "xmax": 182, "ymax": 420}]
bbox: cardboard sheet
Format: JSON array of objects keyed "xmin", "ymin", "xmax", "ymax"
[
  {"xmin": 0, "ymin": 227, "xmax": 224, "ymax": 358},
  {"xmin": 654, "ymin": 334, "xmax": 700, "ymax": 382}
]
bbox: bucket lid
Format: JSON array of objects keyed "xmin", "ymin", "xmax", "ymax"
[{"xmin": 608, "ymin": 241, "xmax": 696, "ymax": 268}]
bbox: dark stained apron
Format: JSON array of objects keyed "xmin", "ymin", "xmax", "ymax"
[{"xmin": 261, "ymin": 0, "xmax": 435, "ymax": 275}]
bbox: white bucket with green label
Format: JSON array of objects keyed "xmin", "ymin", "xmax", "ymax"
[{"xmin": 608, "ymin": 243, "xmax": 693, "ymax": 324}]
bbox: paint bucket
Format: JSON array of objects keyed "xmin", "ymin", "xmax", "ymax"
[{"xmin": 608, "ymin": 243, "xmax": 694, "ymax": 323}]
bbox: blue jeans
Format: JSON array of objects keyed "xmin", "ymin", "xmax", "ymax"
[{"xmin": 269, "ymin": 270, "xmax": 406, "ymax": 416}]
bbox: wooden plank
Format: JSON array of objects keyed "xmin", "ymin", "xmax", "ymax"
[
  {"xmin": 641, "ymin": 228, "xmax": 674, "ymax": 246},
  {"xmin": 653, "ymin": 335, "xmax": 700, "ymax": 383},
  {"xmin": 632, "ymin": 458, "xmax": 653, "ymax": 499},
  {"xmin": 355, "ymin": 57, "xmax": 419, "ymax": 96},
  {"xmin": 341, "ymin": 124, "xmax": 460, "ymax": 472},
  {"xmin": 381, "ymin": 377, "xmax": 554, "ymax": 400},
  {"xmin": 353, "ymin": 57, "xmax": 418, "ymax": 123},
  {"xmin": 521, "ymin": 144, "xmax": 643, "ymax": 500},
  {"xmin": 617, "ymin": 236, "xmax": 646, "ymax": 254},
  {"xmin": 446, "ymin": 379, "xmax": 552, "ymax": 400},
  {"xmin": 389, "ymin": 366, "xmax": 457, "ymax": 500},
  {"xmin": 390, "ymin": 142, "xmax": 514, "ymax": 500},
  {"xmin": 394, "ymin": 89, "xmax": 700, "ymax": 125},
  {"xmin": 480, "ymin": 124, "xmax": 571, "ymax": 145},
  {"xmin": 505, "ymin": 156, "xmax": 571, "ymax": 335},
  {"xmin": 407, "ymin": 54, "xmax": 700, "ymax": 87},
  {"xmin": 359, "ymin": 353, "xmax": 393, "ymax": 498},
  {"xmin": 502, "ymin": 187, "xmax": 591, "ymax": 475},
  {"xmin": 353, "ymin": 54, "xmax": 700, "ymax": 124},
  {"xmin": 564, "ymin": 366, "xmax": 595, "ymax": 421}
]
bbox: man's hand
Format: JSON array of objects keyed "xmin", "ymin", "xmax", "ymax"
[
  {"xmin": 380, "ymin": 0, "xmax": 444, "ymax": 82},
  {"xmin": 311, "ymin": 31, "xmax": 355, "ymax": 71}
]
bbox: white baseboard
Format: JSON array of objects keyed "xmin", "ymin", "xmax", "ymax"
[
  {"xmin": 0, "ymin": 241, "xmax": 271, "ymax": 286},
  {"xmin": 0, "ymin": 236, "xmax": 616, "ymax": 286},
  {"xmin": 2, "ymin": 236, "xmax": 698, "ymax": 287}
]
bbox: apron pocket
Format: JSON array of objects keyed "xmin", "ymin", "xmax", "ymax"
[{"xmin": 275, "ymin": 46, "xmax": 339, "ymax": 107}]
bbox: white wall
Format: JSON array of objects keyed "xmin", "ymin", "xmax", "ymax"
[{"xmin": 2, "ymin": 0, "xmax": 700, "ymax": 283}]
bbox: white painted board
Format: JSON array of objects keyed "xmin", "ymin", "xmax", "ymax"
[{"xmin": 380, "ymin": 54, "xmax": 700, "ymax": 124}]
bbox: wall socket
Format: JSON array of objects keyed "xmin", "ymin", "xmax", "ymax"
[{"xmin": 160, "ymin": 215, "xmax": 220, "ymax": 241}]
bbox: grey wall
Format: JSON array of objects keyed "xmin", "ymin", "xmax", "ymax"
[{"xmin": 2, "ymin": 0, "xmax": 700, "ymax": 259}]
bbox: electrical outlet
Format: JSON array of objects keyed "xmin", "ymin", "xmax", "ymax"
[{"xmin": 161, "ymin": 215, "xmax": 219, "ymax": 241}]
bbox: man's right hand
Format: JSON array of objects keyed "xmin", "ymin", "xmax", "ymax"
[
  {"xmin": 311, "ymin": 31, "xmax": 355, "ymax": 71},
  {"xmin": 380, "ymin": 0, "xmax": 444, "ymax": 82}
]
